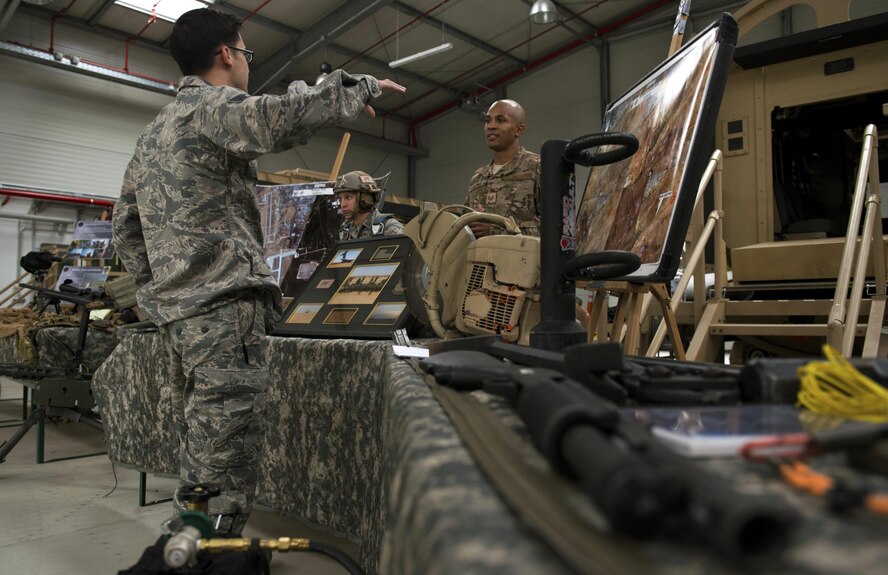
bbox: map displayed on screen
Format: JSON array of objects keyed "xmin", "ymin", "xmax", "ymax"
[
  {"xmin": 574, "ymin": 24, "xmax": 722, "ymax": 276},
  {"xmin": 255, "ymin": 181, "xmax": 338, "ymax": 293}
]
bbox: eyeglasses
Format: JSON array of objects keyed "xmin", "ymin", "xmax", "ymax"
[{"xmin": 217, "ymin": 45, "xmax": 254, "ymax": 64}]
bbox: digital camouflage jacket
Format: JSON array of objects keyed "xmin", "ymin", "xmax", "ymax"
[
  {"xmin": 114, "ymin": 71, "xmax": 380, "ymax": 325},
  {"xmin": 464, "ymin": 146, "xmax": 541, "ymax": 236}
]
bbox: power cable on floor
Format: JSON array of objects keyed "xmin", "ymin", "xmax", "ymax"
[{"xmin": 103, "ymin": 460, "xmax": 119, "ymax": 497}]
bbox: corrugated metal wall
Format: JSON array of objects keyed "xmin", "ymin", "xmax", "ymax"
[{"xmin": 0, "ymin": 55, "xmax": 170, "ymax": 198}]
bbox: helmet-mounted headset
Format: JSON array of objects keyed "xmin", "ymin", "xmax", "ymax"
[{"xmin": 334, "ymin": 170, "xmax": 380, "ymax": 212}]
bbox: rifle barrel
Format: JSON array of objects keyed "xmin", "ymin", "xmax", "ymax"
[{"xmin": 18, "ymin": 283, "xmax": 93, "ymax": 306}]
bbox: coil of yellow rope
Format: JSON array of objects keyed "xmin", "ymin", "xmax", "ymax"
[{"xmin": 797, "ymin": 345, "xmax": 888, "ymax": 423}]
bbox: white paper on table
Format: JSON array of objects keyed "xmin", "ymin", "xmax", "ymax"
[{"xmin": 392, "ymin": 345, "xmax": 429, "ymax": 358}]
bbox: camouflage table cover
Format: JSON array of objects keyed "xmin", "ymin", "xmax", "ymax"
[
  {"xmin": 0, "ymin": 326, "xmax": 117, "ymax": 371},
  {"xmin": 92, "ymin": 331, "xmax": 575, "ymax": 574},
  {"xmin": 92, "ymin": 331, "xmax": 888, "ymax": 575},
  {"xmin": 33, "ymin": 326, "xmax": 119, "ymax": 373},
  {"xmin": 91, "ymin": 326, "xmax": 179, "ymax": 475}
]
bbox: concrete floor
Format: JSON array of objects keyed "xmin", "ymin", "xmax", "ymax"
[{"xmin": 0, "ymin": 378, "xmax": 358, "ymax": 575}]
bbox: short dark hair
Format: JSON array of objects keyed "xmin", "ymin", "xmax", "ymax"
[{"xmin": 170, "ymin": 8, "xmax": 242, "ymax": 76}]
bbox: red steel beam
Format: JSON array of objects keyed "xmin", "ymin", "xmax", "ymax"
[{"xmin": 0, "ymin": 187, "xmax": 115, "ymax": 208}]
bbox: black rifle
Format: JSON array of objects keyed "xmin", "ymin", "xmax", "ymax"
[
  {"xmin": 0, "ymin": 363, "xmax": 67, "ymax": 380},
  {"xmin": 429, "ymin": 335, "xmax": 742, "ymax": 405},
  {"xmin": 420, "ymin": 350, "xmax": 798, "ymax": 564},
  {"xmin": 17, "ymin": 282, "xmax": 95, "ymax": 372}
]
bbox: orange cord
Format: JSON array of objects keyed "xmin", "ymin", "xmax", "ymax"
[
  {"xmin": 779, "ymin": 461, "xmax": 888, "ymax": 515},
  {"xmin": 865, "ymin": 494, "xmax": 888, "ymax": 515},
  {"xmin": 779, "ymin": 461, "xmax": 833, "ymax": 496}
]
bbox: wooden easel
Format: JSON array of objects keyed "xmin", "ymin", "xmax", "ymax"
[
  {"xmin": 583, "ymin": 150, "xmax": 726, "ymax": 360},
  {"xmin": 586, "ymin": 280, "xmax": 686, "ymax": 359}
]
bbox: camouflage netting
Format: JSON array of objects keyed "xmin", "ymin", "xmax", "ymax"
[{"xmin": 0, "ymin": 308, "xmax": 119, "ymax": 370}]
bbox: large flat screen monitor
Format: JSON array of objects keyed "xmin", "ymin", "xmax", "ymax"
[{"xmin": 574, "ymin": 13, "xmax": 737, "ymax": 282}]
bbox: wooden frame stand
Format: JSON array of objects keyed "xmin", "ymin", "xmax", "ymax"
[{"xmin": 586, "ymin": 281, "xmax": 686, "ymax": 359}]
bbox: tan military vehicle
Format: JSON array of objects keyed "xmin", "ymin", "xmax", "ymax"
[
  {"xmin": 694, "ymin": 0, "xmax": 888, "ymax": 361},
  {"xmin": 719, "ymin": 0, "xmax": 887, "ymax": 280}
]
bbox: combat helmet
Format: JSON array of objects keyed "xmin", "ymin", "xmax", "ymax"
[{"xmin": 334, "ymin": 170, "xmax": 381, "ymax": 212}]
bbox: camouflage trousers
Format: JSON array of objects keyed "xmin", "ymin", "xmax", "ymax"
[{"xmin": 159, "ymin": 298, "xmax": 269, "ymax": 536}]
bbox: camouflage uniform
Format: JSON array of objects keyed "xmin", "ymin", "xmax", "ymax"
[
  {"xmin": 113, "ymin": 70, "xmax": 381, "ymax": 534},
  {"xmin": 464, "ymin": 146, "xmax": 541, "ymax": 236},
  {"xmin": 339, "ymin": 207, "xmax": 404, "ymax": 240}
]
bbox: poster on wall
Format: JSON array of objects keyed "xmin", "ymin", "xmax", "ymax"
[
  {"xmin": 66, "ymin": 220, "xmax": 115, "ymax": 259},
  {"xmin": 274, "ymin": 235, "xmax": 416, "ymax": 339},
  {"xmin": 255, "ymin": 181, "xmax": 340, "ymax": 297},
  {"xmin": 54, "ymin": 265, "xmax": 111, "ymax": 295}
]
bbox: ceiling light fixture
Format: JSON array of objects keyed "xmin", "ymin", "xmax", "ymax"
[
  {"xmin": 114, "ymin": 0, "xmax": 210, "ymax": 23},
  {"xmin": 388, "ymin": 0, "xmax": 452, "ymax": 69},
  {"xmin": 529, "ymin": 0, "xmax": 561, "ymax": 24},
  {"xmin": 389, "ymin": 42, "xmax": 452, "ymax": 69},
  {"xmin": 315, "ymin": 62, "xmax": 332, "ymax": 85}
]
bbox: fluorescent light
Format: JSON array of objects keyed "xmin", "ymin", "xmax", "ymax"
[
  {"xmin": 389, "ymin": 42, "xmax": 453, "ymax": 69},
  {"xmin": 115, "ymin": 0, "xmax": 213, "ymax": 23}
]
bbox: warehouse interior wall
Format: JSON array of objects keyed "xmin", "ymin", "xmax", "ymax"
[
  {"xmin": 411, "ymin": 0, "xmax": 747, "ymax": 206},
  {"xmin": 412, "ymin": 0, "xmax": 886, "ymax": 206},
  {"xmin": 413, "ymin": 46, "xmax": 603, "ymax": 207},
  {"xmin": 0, "ymin": 2, "xmax": 824, "ymax": 288},
  {"xmin": 0, "ymin": 55, "xmax": 171, "ymax": 198},
  {"xmin": 0, "ymin": 11, "xmax": 412, "ymax": 199}
]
